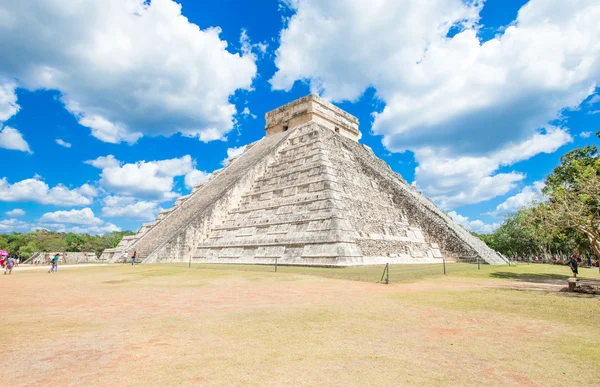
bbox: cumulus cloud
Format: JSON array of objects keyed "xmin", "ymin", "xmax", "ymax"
[
  {"xmin": 77, "ymin": 184, "xmax": 99, "ymax": 198},
  {"xmin": 414, "ymin": 127, "xmax": 571, "ymax": 208},
  {"xmin": 40, "ymin": 208, "xmax": 103, "ymax": 225},
  {"xmin": 0, "ymin": 177, "xmax": 95, "ymax": 206},
  {"xmin": 272, "ymin": 0, "xmax": 598, "ymax": 206},
  {"xmin": 0, "ymin": 213, "xmax": 120, "ymax": 235},
  {"xmin": 0, "ymin": 218, "xmax": 31, "ymax": 233},
  {"xmin": 0, "ymin": 126, "xmax": 32, "ymax": 153},
  {"xmin": 55, "ymin": 139, "xmax": 72, "ymax": 148},
  {"xmin": 184, "ymin": 170, "xmax": 211, "ymax": 189},
  {"xmin": 487, "ymin": 181, "xmax": 545, "ymax": 218},
  {"xmin": 0, "ymin": 81, "xmax": 19, "ymax": 121},
  {"xmin": 85, "ymin": 155, "xmax": 121, "ymax": 169},
  {"xmin": 39, "ymin": 222, "xmax": 121, "ymax": 235},
  {"xmin": 86, "ymin": 154, "xmax": 209, "ymax": 200},
  {"xmin": 4, "ymin": 208, "xmax": 25, "ymax": 217},
  {"xmin": 448, "ymin": 211, "xmax": 499, "ymax": 234},
  {"xmin": 580, "ymin": 131, "xmax": 592, "ymax": 138},
  {"xmin": 221, "ymin": 145, "xmax": 247, "ymax": 166},
  {"xmin": 101, "ymin": 195, "xmax": 160, "ymax": 221},
  {"xmin": 0, "ymin": 0, "xmax": 257, "ymax": 143},
  {"xmin": 587, "ymin": 95, "xmax": 600, "ymax": 105}
]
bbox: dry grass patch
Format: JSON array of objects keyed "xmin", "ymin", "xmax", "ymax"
[{"xmin": 1, "ymin": 264, "xmax": 598, "ymax": 386}]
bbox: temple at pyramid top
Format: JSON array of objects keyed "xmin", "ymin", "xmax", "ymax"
[{"xmin": 265, "ymin": 94, "xmax": 361, "ymax": 142}]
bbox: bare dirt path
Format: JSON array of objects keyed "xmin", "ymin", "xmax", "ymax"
[{"xmin": 9, "ymin": 264, "xmax": 118, "ymax": 272}]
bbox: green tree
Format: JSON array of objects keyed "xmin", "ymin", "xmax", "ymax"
[
  {"xmin": 19, "ymin": 241, "xmax": 38, "ymax": 259},
  {"xmin": 0, "ymin": 235, "xmax": 8, "ymax": 251},
  {"xmin": 536, "ymin": 131, "xmax": 600, "ymax": 259}
]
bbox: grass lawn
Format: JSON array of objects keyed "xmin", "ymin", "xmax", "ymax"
[{"xmin": 1, "ymin": 263, "xmax": 598, "ymax": 386}]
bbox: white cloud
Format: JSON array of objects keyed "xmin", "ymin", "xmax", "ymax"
[
  {"xmin": 38, "ymin": 222, "xmax": 121, "ymax": 235},
  {"xmin": 4, "ymin": 208, "xmax": 25, "ymax": 217},
  {"xmin": 0, "ymin": 213, "xmax": 120, "ymax": 235},
  {"xmin": 240, "ymin": 28, "xmax": 268, "ymax": 57},
  {"xmin": 0, "ymin": 177, "xmax": 95, "ymax": 206},
  {"xmin": 66, "ymin": 223, "xmax": 121, "ymax": 235},
  {"xmin": 88, "ymin": 154, "xmax": 199, "ymax": 200},
  {"xmin": 272, "ymin": 0, "xmax": 598, "ymax": 206},
  {"xmin": 221, "ymin": 145, "xmax": 247, "ymax": 166},
  {"xmin": 0, "ymin": 0, "xmax": 257, "ymax": 144},
  {"xmin": 101, "ymin": 195, "xmax": 160, "ymax": 221},
  {"xmin": 0, "ymin": 126, "xmax": 32, "ymax": 153},
  {"xmin": 0, "ymin": 81, "xmax": 19, "ymax": 121},
  {"xmin": 448, "ymin": 211, "xmax": 499, "ymax": 234},
  {"xmin": 40, "ymin": 208, "xmax": 103, "ymax": 225},
  {"xmin": 85, "ymin": 155, "xmax": 121, "ymax": 169},
  {"xmin": 55, "ymin": 139, "xmax": 72, "ymax": 148},
  {"xmin": 487, "ymin": 181, "xmax": 545, "ymax": 218},
  {"xmin": 0, "ymin": 218, "xmax": 31, "ymax": 233},
  {"xmin": 580, "ymin": 131, "xmax": 592, "ymax": 138},
  {"xmin": 184, "ymin": 170, "xmax": 211, "ymax": 189},
  {"xmin": 240, "ymin": 107, "xmax": 257, "ymax": 119},
  {"xmin": 587, "ymin": 95, "xmax": 600, "ymax": 105},
  {"xmin": 77, "ymin": 184, "xmax": 98, "ymax": 198},
  {"xmin": 414, "ymin": 127, "xmax": 571, "ymax": 208}
]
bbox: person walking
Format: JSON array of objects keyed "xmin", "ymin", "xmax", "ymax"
[
  {"xmin": 569, "ymin": 254, "xmax": 579, "ymax": 279},
  {"xmin": 48, "ymin": 253, "xmax": 59, "ymax": 273},
  {"xmin": 4, "ymin": 257, "xmax": 16, "ymax": 275},
  {"xmin": 131, "ymin": 250, "xmax": 136, "ymax": 266}
]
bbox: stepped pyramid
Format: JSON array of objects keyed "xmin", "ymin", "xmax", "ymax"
[{"xmin": 101, "ymin": 95, "xmax": 507, "ymax": 266}]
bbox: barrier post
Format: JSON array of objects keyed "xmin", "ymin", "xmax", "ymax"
[{"xmin": 385, "ymin": 263, "xmax": 389, "ymax": 284}]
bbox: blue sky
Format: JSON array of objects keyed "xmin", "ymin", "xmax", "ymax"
[{"xmin": 0, "ymin": 0, "xmax": 598, "ymax": 235}]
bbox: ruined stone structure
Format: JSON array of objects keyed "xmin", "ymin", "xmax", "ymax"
[
  {"xmin": 24, "ymin": 252, "xmax": 99, "ymax": 264},
  {"xmin": 101, "ymin": 94, "xmax": 507, "ymax": 266}
]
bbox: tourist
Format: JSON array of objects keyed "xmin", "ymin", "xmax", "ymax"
[
  {"xmin": 4, "ymin": 257, "xmax": 16, "ymax": 275},
  {"xmin": 588, "ymin": 256, "xmax": 592, "ymax": 268},
  {"xmin": 569, "ymin": 254, "xmax": 579, "ymax": 279},
  {"xmin": 131, "ymin": 250, "xmax": 136, "ymax": 266},
  {"xmin": 48, "ymin": 253, "xmax": 59, "ymax": 273}
]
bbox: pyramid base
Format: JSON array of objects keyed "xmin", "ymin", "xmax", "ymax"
[{"xmin": 178, "ymin": 255, "xmax": 447, "ymax": 267}]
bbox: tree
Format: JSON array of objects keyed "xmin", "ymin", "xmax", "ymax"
[
  {"xmin": 535, "ymin": 131, "xmax": 600, "ymax": 259},
  {"xmin": 0, "ymin": 235, "xmax": 8, "ymax": 251},
  {"xmin": 19, "ymin": 241, "xmax": 38, "ymax": 259}
]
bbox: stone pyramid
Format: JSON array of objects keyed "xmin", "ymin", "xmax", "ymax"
[{"xmin": 101, "ymin": 95, "xmax": 507, "ymax": 266}]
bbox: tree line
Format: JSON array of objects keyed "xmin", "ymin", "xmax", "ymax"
[
  {"xmin": 477, "ymin": 131, "xmax": 600, "ymax": 260},
  {"xmin": 0, "ymin": 230, "xmax": 135, "ymax": 258}
]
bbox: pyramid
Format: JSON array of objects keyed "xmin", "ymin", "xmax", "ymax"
[{"xmin": 101, "ymin": 95, "xmax": 507, "ymax": 266}]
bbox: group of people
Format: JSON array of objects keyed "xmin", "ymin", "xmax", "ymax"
[{"xmin": 122, "ymin": 250, "xmax": 137, "ymax": 265}]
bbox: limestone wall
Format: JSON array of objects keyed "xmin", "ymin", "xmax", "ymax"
[
  {"xmin": 336, "ymin": 135, "xmax": 507, "ymax": 264},
  {"xmin": 193, "ymin": 124, "xmax": 364, "ymax": 266},
  {"xmin": 265, "ymin": 94, "xmax": 360, "ymax": 141},
  {"xmin": 138, "ymin": 131, "xmax": 291, "ymax": 264},
  {"xmin": 25, "ymin": 252, "xmax": 99, "ymax": 264}
]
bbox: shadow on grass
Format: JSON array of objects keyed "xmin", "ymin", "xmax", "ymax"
[{"xmin": 490, "ymin": 272, "xmax": 570, "ymax": 285}]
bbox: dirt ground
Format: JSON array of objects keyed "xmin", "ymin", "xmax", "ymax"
[{"xmin": 1, "ymin": 265, "xmax": 598, "ymax": 386}]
